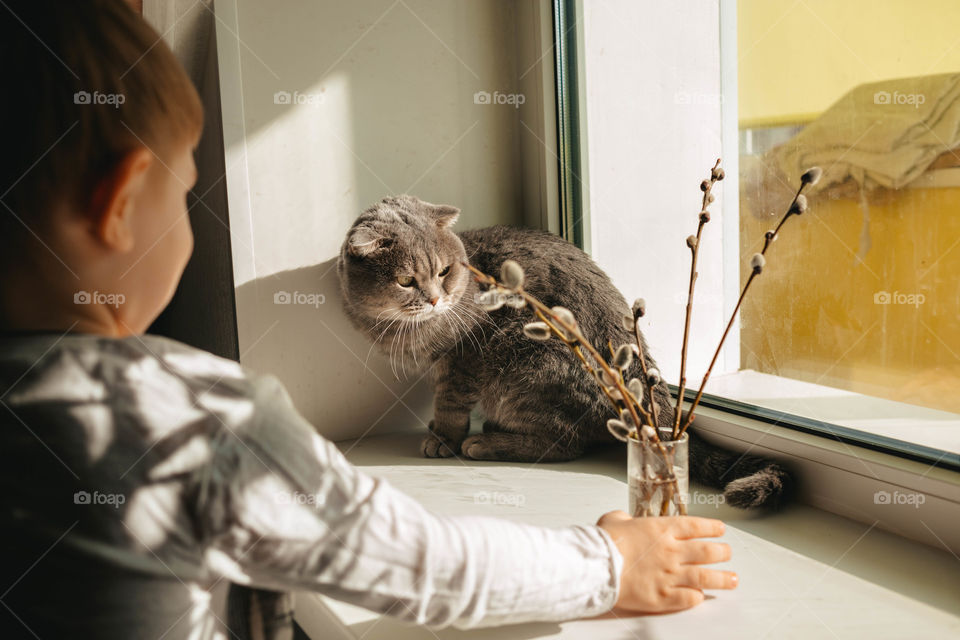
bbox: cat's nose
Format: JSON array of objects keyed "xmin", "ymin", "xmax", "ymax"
[{"xmin": 429, "ymin": 296, "xmax": 440, "ymax": 306}]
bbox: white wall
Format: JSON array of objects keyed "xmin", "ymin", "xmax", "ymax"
[
  {"xmin": 216, "ymin": 0, "xmax": 552, "ymax": 441},
  {"xmin": 581, "ymin": 0, "xmax": 734, "ymax": 385}
]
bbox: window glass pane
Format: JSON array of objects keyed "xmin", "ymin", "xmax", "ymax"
[{"xmin": 726, "ymin": 0, "xmax": 960, "ymax": 460}]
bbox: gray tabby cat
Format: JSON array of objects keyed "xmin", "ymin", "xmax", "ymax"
[{"xmin": 338, "ymin": 195, "xmax": 792, "ymax": 508}]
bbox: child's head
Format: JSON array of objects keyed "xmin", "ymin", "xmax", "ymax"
[{"xmin": 0, "ymin": 0, "xmax": 204, "ymax": 336}]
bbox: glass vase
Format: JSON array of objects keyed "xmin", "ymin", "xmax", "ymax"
[{"xmin": 628, "ymin": 429, "xmax": 689, "ymax": 517}]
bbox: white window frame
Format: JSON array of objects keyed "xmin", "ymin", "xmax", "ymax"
[
  {"xmin": 714, "ymin": 0, "xmax": 958, "ymax": 553},
  {"xmin": 578, "ymin": 0, "xmax": 960, "ymax": 554}
]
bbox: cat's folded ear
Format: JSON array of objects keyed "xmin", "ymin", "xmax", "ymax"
[
  {"xmin": 431, "ymin": 204, "xmax": 460, "ymax": 229},
  {"xmin": 347, "ymin": 225, "xmax": 393, "ymax": 257}
]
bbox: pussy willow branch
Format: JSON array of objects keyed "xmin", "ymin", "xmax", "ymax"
[
  {"xmin": 678, "ymin": 179, "xmax": 812, "ymax": 436},
  {"xmin": 674, "ymin": 158, "xmax": 721, "ymax": 438},
  {"xmin": 462, "ymin": 262, "xmax": 688, "ymax": 516},
  {"xmin": 632, "ymin": 321, "xmax": 659, "ymax": 430},
  {"xmin": 532, "ymin": 305, "xmax": 650, "ymax": 428},
  {"xmin": 532, "ymin": 307, "xmax": 636, "ymax": 417},
  {"xmin": 464, "ymin": 262, "xmax": 655, "ymax": 436}
]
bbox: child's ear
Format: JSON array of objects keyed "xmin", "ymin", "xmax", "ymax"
[{"xmin": 89, "ymin": 148, "xmax": 154, "ymax": 252}]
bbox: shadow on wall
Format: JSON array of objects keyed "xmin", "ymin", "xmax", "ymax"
[
  {"xmin": 225, "ymin": 0, "xmax": 523, "ymax": 227},
  {"xmin": 221, "ymin": 1, "xmax": 532, "ymax": 444},
  {"xmin": 234, "ymin": 258, "xmax": 433, "ymax": 443}
]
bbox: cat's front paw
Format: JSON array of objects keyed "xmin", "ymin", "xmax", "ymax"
[
  {"xmin": 420, "ymin": 429, "xmax": 460, "ymax": 458},
  {"xmin": 461, "ymin": 434, "xmax": 495, "ymax": 460}
]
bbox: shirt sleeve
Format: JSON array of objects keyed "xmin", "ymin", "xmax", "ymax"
[{"xmin": 194, "ymin": 374, "xmax": 623, "ymax": 630}]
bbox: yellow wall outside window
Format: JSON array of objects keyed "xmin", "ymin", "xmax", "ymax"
[
  {"xmin": 738, "ymin": 0, "xmax": 960, "ymax": 413},
  {"xmin": 739, "ymin": 0, "xmax": 960, "ymax": 127}
]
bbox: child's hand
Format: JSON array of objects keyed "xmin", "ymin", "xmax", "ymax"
[{"xmin": 596, "ymin": 510, "xmax": 737, "ymax": 614}]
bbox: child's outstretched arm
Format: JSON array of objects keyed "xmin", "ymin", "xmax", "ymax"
[{"xmin": 196, "ymin": 374, "xmax": 734, "ymax": 629}]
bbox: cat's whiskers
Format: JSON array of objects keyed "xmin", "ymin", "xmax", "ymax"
[
  {"xmin": 383, "ymin": 308, "xmax": 438, "ymax": 379},
  {"xmin": 391, "ymin": 309, "xmax": 418, "ymax": 379},
  {"xmin": 389, "ymin": 317, "xmax": 401, "ymax": 379},
  {"xmin": 364, "ymin": 286, "xmax": 495, "ymax": 380},
  {"xmin": 463, "ymin": 303, "xmax": 489, "ymax": 344},
  {"xmin": 410, "ymin": 314, "xmax": 423, "ymax": 368},
  {"xmin": 365, "ymin": 309, "xmax": 404, "ymax": 369},
  {"xmin": 373, "ymin": 306, "xmax": 397, "ymax": 322},
  {"xmin": 452, "ymin": 297, "xmax": 497, "ymax": 348},
  {"xmin": 369, "ymin": 307, "xmax": 402, "ymax": 333},
  {"xmin": 459, "ymin": 293, "xmax": 504, "ymax": 342},
  {"xmin": 398, "ymin": 314, "xmax": 411, "ymax": 379},
  {"xmin": 402, "ymin": 312, "xmax": 423, "ymax": 378},
  {"xmin": 447, "ymin": 305, "xmax": 479, "ymax": 354},
  {"xmin": 444, "ymin": 307, "xmax": 468, "ymax": 355},
  {"xmin": 419, "ymin": 313, "xmax": 448, "ymax": 363}
]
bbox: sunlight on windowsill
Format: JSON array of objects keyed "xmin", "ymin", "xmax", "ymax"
[{"xmin": 704, "ymin": 369, "xmax": 960, "ymax": 456}]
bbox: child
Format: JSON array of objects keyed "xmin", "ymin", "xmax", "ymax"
[{"xmin": 0, "ymin": 1, "xmax": 737, "ymax": 637}]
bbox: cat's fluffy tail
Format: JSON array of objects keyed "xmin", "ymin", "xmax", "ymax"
[
  {"xmin": 687, "ymin": 430, "xmax": 794, "ymax": 509},
  {"xmin": 646, "ymin": 376, "xmax": 793, "ymax": 509}
]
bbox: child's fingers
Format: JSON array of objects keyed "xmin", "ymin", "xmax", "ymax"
[
  {"xmin": 661, "ymin": 587, "xmax": 706, "ymax": 611},
  {"xmin": 680, "ymin": 540, "xmax": 732, "ymax": 564},
  {"xmin": 670, "ymin": 516, "xmax": 726, "ymax": 539},
  {"xmin": 676, "ymin": 566, "xmax": 739, "ymax": 590}
]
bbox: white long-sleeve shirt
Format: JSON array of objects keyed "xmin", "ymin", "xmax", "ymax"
[{"xmin": 0, "ymin": 333, "xmax": 622, "ymax": 639}]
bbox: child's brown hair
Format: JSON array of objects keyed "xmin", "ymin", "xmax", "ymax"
[{"xmin": 0, "ymin": 0, "xmax": 203, "ymax": 259}]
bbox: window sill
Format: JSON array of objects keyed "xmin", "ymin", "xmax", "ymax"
[
  {"xmin": 293, "ymin": 430, "xmax": 960, "ymax": 640},
  {"xmin": 701, "ymin": 369, "xmax": 960, "ymax": 459},
  {"xmin": 691, "ymin": 401, "xmax": 960, "ymax": 552}
]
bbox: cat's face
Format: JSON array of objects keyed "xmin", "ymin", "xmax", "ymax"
[{"xmin": 339, "ymin": 195, "xmax": 471, "ymax": 325}]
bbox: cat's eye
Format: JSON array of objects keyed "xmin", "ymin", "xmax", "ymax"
[
  {"xmin": 438, "ymin": 265, "xmax": 451, "ymax": 277},
  {"xmin": 397, "ymin": 275, "xmax": 414, "ymax": 287}
]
